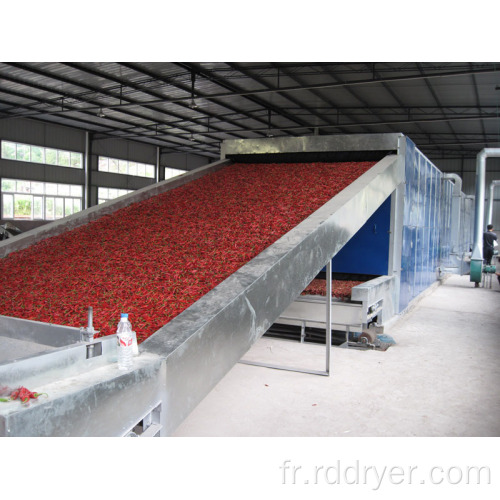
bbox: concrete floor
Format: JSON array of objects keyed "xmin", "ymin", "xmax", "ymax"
[{"xmin": 174, "ymin": 274, "xmax": 500, "ymax": 437}]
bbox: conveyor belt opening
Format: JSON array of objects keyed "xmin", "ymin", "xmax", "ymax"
[{"xmin": 226, "ymin": 150, "xmax": 395, "ymax": 164}]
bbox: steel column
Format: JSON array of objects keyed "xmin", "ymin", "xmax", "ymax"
[
  {"xmin": 325, "ymin": 260, "xmax": 332, "ymax": 374},
  {"xmin": 84, "ymin": 131, "xmax": 90, "ymax": 209}
]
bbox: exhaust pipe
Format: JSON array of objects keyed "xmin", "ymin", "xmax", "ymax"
[
  {"xmin": 470, "ymin": 149, "xmax": 500, "ymax": 284},
  {"xmin": 486, "ymin": 180, "xmax": 500, "ymax": 226},
  {"xmin": 442, "ymin": 173, "xmax": 462, "ymax": 254}
]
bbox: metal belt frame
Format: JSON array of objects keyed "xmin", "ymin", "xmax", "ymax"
[{"xmin": 239, "ymin": 261, "xmax": 334, "ymax": 376}]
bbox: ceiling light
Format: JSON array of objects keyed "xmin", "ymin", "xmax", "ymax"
[
  {"xmin": 189, "ymin": 98, "xmax": 198, "ymax": 109},
  {"xmin": 97, "ymin": 108, "xmax": 106, "ymax": 118}
]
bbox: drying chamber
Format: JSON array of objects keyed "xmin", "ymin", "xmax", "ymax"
[
  {"xmin": 0, "ymin": 133, "xmax": 469, "ymax": 436},
  {"xmin": 222, "ymin": 134, "xmax": 471, "ymax": 346}
]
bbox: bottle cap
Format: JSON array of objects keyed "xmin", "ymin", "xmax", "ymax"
[{"xmin": 121, "ymin": 313, "xmax": 128, "ymax": 319}]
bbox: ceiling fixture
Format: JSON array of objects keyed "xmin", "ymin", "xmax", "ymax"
[
  {"xmin": 97, "ymin": 107, "xmax": 106, "ymax": 118},
  {"xmin": 189, "ymin": 70, "xmax": 199, "ymax": 109}
]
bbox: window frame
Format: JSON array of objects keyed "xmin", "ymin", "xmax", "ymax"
[
  {"xmin": 1, "ymin": 140, "xmax": 83, "ymax": 169},
  {"xmin": 97, "ymin": 155, "xmax": 156, "ymax": 179},
  {"xmin": 164, "ymin": 167, "xmax": 187, "ymax": 179},
  {"xmin": 1, "ymin": 177, "xmax": 83, "ymax": 221},
  {"xmin": 97, "ymin": 186, "xmax": 133, "ymax": 204}
]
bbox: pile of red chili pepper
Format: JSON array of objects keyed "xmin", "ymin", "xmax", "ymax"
[
  {"xmin": 0, "ymin": 386, "xmax": 47, "ymax": 404},
  {"xmin": 0, "ymin": 161, "xmax": 374, "ymax": 343},
  {"xmin": 301, "ymin": 278, "xmax": 365, "ymax": 300}
]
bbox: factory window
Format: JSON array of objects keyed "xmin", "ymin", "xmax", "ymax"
[
  {"xmin": 1, "ymin": 140, "xmax": 83, "ymax": 169},
  {"xmin": 98, "ymin": 187, "xmax": 134, "ymax": 204},
  {"xmin": 1, "ymin": 178, "xmax": 82, "ymax": 220},
  {"xmin": 98, "ymin": 156, "xmax": 155, "ymax": 179},
  {"xmin": 164, "ymin": 167, "xmax": 187, "ymax": 179}
]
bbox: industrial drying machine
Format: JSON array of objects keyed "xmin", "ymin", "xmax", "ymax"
[{"xmin": 0, "ymin": 133, "xmax": 471, "ymax": 436}]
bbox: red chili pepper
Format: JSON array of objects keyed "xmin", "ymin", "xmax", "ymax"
[
  {"xmin": 2, "ymin": 386, "xmax": 48, "ymax": 404},
  {"xmin": 0, "ymin": 161, "xmax": 374, "ymax": 342},
  {"xmin": 19, "ymin": 386, "xmax": 32, "ymax": 404}
]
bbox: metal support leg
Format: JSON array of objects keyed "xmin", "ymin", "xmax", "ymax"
[
  {"xmin": 325, "ymin": 260, "xmax": 332, "ymax": 375},
  {"xmin": 239, "ymin": 260, "xmax": 334, "ymax": 377}
]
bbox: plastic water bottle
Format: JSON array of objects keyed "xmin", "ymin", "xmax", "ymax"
[
  {"xmin": 117, "ymin": 313, "xmax": 139, "ymax": 355},
  {"xmin": 117, "ymin": 313, "xmax": 134, "ymax": 370}
]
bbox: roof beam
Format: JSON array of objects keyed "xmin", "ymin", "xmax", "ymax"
[
  {"xmin": 111, "ymin": 65, "xmax": 500, "ymax": 104},
  {"xmin": 0, "ymin": 85, "xmax": 219, "ymax": 156},
  {"xmin": 65, "ymin": 62, "xmax": 253, "ymax": 141},
  {"xmin": 120, "ymin": 62, "xmax": 273, "ymax": 138}
]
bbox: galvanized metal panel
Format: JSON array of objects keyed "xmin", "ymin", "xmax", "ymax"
[
  {"xmin": 221, "ymin": 133, "xmax": 403, "ymax": 158},
  {"xmin": 350, "ymin": 275, "xmax": 396, "ymax": 325},
  {"xmin": 0, "ymin": 315, "xmax": 80, "ymax": 348},
  {"xmin": 0, "ymin": 351, "xmax": 165, "ymax": 437},
  {"xmin": 278, "ymin": 299, "xmax": 364, "ymax": 331},
  {"xmin": 0, "ymin": 336, "xmax": 117, "ymax": 389},
  {"xmin": 0, "ymin": 336, "xmax": 54, "ymax": 363},
  {"xmin": 140, "ymin": 154, "xmax": 404, "ymax": 435}
]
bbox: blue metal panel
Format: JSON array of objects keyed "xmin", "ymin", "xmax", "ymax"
[
  {"xmin": 433, "ymin": 225, "xmax": 440, "ymax": 275},
  {"xmin": 404, "ymin": 139, "xmax": 415, "ymax": 227},
  {"xmin": 331, "ymin": 196, "xmax": 391, "ymax": 276},
  {"xmin": 399, "ymin": 225, "xmax": 414, "ymax": 311},
  {"xmin": 418, "ymin": 156, "xmax": 426, "ymax": 228},
  {"xmin": 428, "ymin": 225, "xmax": 435, "ymax": 284},
  {"xmin": 416, "ymin": 227, "xmax": 425, "ymax": 294},
  {"xmin": 440, "ymin": 180, "xmax": 452, "ymax": 265},
  {"xmin": 426, "ymin": 162, "xmax": 436, "ymax": 284},
  {"xmin": 423, "ymin": 159, "xmax": 431, "ymax": 229},
  {"xmin": 413, "ymin": 154, "xmax": 422, "ymax": 228},
  {"xmin": 400, "ymin": 139, "xmax": 452, "ymax": 312},
  {"xmin": 432, "ymin": 168, "xmax": 441, "ymax": 275},
  {"xmin": 424, "ymin": 226, "xmax": 433, "ymax": 288}
]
